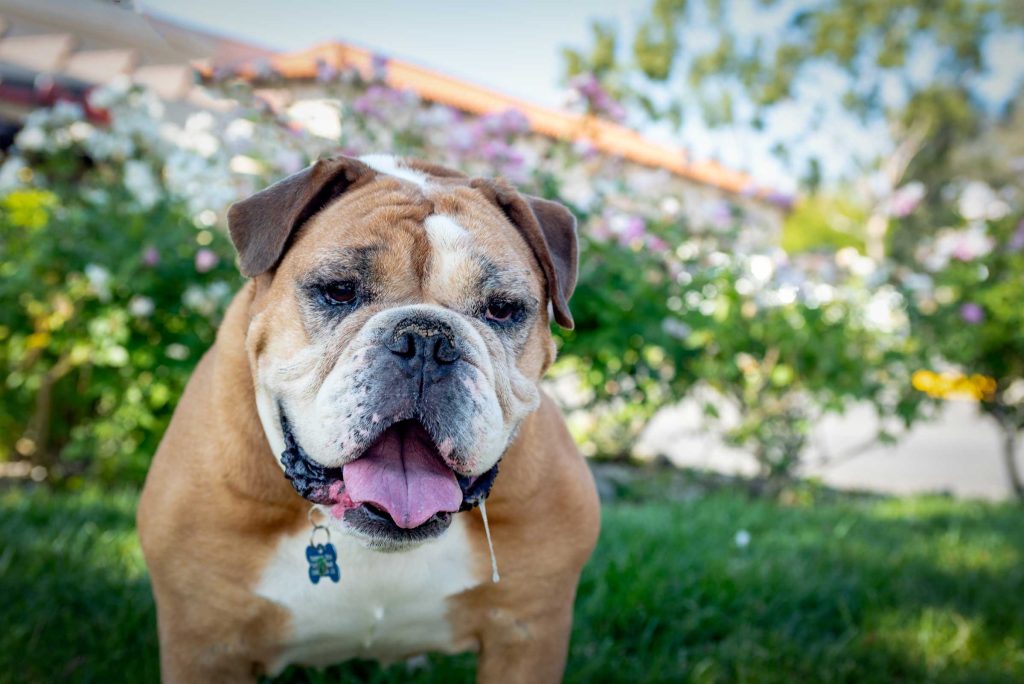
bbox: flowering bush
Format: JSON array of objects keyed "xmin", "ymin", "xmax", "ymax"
[
  {"xmin": 561, "ymin": 216, "xmax": 929, "ymax": 480},
  {"xmin": 0, "ymin": 74, "xmax": 928, "ymax": 486},
  {"xmin": 899, "ymin": 182, "xmax": 1024, "ymax": 497},
  {"xmin": 0, "ymin": 93, "xmax": 242, "ymax": 482}
]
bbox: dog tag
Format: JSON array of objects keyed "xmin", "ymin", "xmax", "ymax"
[
  {"xmin": 306, "ymin": 516, "xmax": 340, "ymax": 584},
  {"xmin": 306, "ymin": 541, "xmax": 340, "ymax": 584}
]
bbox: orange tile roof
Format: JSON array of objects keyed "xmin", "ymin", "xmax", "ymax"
[{"xmin": 208, "ymin": 42, "xmax": 782, "ymax": 203}]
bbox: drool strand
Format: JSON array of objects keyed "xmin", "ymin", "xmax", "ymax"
[{"xmin": 479, "ymin": 499, "xmax": 500, "ymax": 583}]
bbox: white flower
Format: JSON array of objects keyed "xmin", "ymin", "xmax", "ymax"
[
  {"xmin": 83, "ymin": 130, "xmax": 135, "ymax": 161},
  {"xmin": 51, "ymin": 100, "xmax": 84, "ymax": 123},
  {"xmin": 288, "ymin": 99, "xmax": 342, "ymax": 140},
  {"xmin": 87, "ymin": 77, "xmax": 131, "ymax": 110},
  {"xmin": 660, "ymin": 196, "xmax": 681, "ymax": 216},
  {"xmin": 959, "ymin": 181, "xmax": 1009, "ymax": 222},
  {"xmin": 68, "ymin": 121, "xmax": 95, "ymax": 142},
  {"xmin": 850, "ymin": 255, "xmax": 876, "ymax": 278},
  {"xmin": 15, "ymin": 126, "xmax": 46, "ymax": 151},
  {"xmin": 174, "ymin": 113, "xmax": 220, "ymax": 158},
  {"xmin": 835, "ymin": 246, "xmax": 860, "ymax": 269},
  {"xmin": 182, "ymin": 283, "xmax": 229, "ymax": 317},
  {"xmin": 734, "ymin": 530, "xmax": 751, "ymax": 548},
  {"xmin": 1004, "ymin": 379, "xmax": 1024, "ymax": 406},
  {"xmin": 194, "ymin": 209, "xmax": 218, "ymax": 227},
  {"xmin": 183, "ymin": 130, "xmax": 219, "ymax": 158},
  {"xmin": 163, "ymin": 149, "xmax": 236, "ymax": 214},
  {"xmin": 901, "ymin": 273, "xmax": 933, "ymax": 293},
  {"xmin": 123, "ymin": 160, "xmax": 161, "ymax": 210},
  {"xmin": 864, "ymin": 287, "xmax": 907, "ymax": 334},
  {"xmin": 0, "ymin": 157, "xmax": 27, "ymax": 191},
  {"xmin": 84, "ymin": 264, "xmax": 111, "ymax": 301},
  {"xmin": 82, "ymin": 188, "xmax": 110, "ymax": 206},
  {"xmin": 225, "ymin": 118, "xmax": 256, "ymax": 145},
  {"xmin": 185, "ymin": 111, "xmax": 215, "ymax": 133},
  {"xmin": 128, "ymin": 296, "xmax": 155, "ymax": 318},
  {"xmin": 675, "ymin": 241, "xmax": 700, "ymax": 260},
  {"xmin": 661, "ymin": 318, "xmax": 692, "ymax": 339},
  {"xmin": 182, "ymin": 285, "xmax": 207, "ymax": 310},
  {"xmin": 207, "ymin": 281, "xmax": 232, "ymax": 302},
  {"xmin": 229, "ymin": 155, "xmax": 264, "ymax": 175},
  {"xmin": 747, "ymin": 254, "xmax": 774, "ymax": 283},
  {"xmin": 921, "ymin": 225, "xmax": 995, "ymax": 271},
  {"xmin": 707, "ymin": 251, "xmax": 730, "ymax": 268},
  {"xmin": 165, "ymin": 343, "xmax": 189, "ymax": 361}
]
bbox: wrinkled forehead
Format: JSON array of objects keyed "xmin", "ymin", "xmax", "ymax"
[{"xmin": 282, "ymin": 174, "xmax": 542, "ymax": 298}]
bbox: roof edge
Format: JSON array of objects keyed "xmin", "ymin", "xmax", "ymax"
[{"xmin": 200, "ymin": 41, "xmax": 790, "ymax": 205}]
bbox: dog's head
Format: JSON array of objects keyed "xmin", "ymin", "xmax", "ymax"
[{"xmin": 228, "ymin": 155, "xmax": 577, "ymax": 550}]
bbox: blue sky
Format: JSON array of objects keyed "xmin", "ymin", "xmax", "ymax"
[
  {"xmin": 140, "ymin": 0, "xmax": 1024, "ymax": 194},
  {"xmin": 142, "ymin": 0, "xmax": 633, "ymax": 107}
]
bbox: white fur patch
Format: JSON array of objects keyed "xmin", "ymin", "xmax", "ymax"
[
  {"xmin": 424, "ymin": 214, "xmax": 469, "ymax": 244},
  {"xmin": 255, "ymin": 514, "xmax": 480, "ymax": 674},
  {"xmin": 424, "ymin": 215, "xmax": 473, "ymax": 292},
  {"xmin": 359, "ymin": 154, "xmax": 429, "ymax": 188}
]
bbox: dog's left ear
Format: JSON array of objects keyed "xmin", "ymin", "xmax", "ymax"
[
  {"xmin": 227, "ymin": 156, "xmax": 376, "ymax": 278},
  {"xmin": 472, "ymin": 180, "xmax": 579, "ymax": 329}
]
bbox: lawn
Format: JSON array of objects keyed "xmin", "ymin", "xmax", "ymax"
[{"xmin": 1, "ymin": 484, "xmax": 1022, "ymax": 683}]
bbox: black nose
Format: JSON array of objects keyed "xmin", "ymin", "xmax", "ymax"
[{"xmin": 386, "ymin": 319, "xmax": 461, "ymax": 372}]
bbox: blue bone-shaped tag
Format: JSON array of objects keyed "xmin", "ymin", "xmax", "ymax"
[{"xmin": 305, "ymin": 542, "xmax": 340, "ymax": 584}]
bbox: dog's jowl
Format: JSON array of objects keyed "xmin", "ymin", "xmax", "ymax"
[{"xmin": 137, "ymin": 155, "xmax": 600, "ymax": 683}]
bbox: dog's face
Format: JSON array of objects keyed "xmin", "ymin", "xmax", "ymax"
[{"xmin": 228, "ymin": 156, "xmax": 577, "ymax": 550}]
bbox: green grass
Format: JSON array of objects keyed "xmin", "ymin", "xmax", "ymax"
[{"xmin": 1, "ymin": 486, "xmax": 1022, "ymax": 683}]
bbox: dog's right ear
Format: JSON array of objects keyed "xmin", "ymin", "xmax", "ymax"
[{"xmin": 227, "ymin": 156, "xmax": 376, "ymax": 278}]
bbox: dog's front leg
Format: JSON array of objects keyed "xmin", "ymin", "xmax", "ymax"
[{"xmin": 474, "ymin": 597, "xmax": 576, "ymax": 684}]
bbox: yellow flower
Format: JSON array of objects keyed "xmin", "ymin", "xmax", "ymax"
[
  {"xmin": 26, "ymin": 332, "xmax": 51, "ymax": 349},
  {"xmin": 2, "ymin": 189, "xmax": 57, "ymax": 230}
]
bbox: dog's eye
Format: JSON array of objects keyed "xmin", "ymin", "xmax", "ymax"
[
  {"xmin": 485, "ymin": 300, "xmax": 522, "ymax": 324},
  {"xmin": 321, "ymin": 282, "xmax": 358, "ymax": 305}
]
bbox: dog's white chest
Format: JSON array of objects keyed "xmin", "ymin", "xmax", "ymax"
[{"xmin": 254, "ymin": 515, "xmax": 481, "ymax": 674}]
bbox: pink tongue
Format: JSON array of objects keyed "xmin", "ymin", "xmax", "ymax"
[{"xmin": 342, "ymin": 422, "xmax": 462, "ymax": 529}]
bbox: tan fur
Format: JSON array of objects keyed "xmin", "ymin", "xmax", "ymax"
[{"xmin": 138, "ymin": 163, "xmax": 600, "ymax": 683}]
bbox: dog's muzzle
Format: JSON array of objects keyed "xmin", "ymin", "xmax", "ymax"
[{"xmin": 279, "ymin": 409, "xmax": 499, "ymax": 532}]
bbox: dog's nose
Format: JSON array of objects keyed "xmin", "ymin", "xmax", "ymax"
[{"xmin": 386, "ymin": 319, "xmax": 461, "ymax": 370}]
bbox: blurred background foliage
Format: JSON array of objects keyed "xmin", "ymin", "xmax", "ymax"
[{"xmin": 0, "ymin": 0, "xmax": 1021, "ymax": 502}]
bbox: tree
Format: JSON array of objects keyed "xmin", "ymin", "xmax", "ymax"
[{"xmin": 563, "ymin": 0, "xmax": 1023, "ymax": 261}]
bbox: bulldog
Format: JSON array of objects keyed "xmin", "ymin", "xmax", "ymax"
[{"xmin": 137, "ymin": 154, "xmax": 600, "ymax": 683}]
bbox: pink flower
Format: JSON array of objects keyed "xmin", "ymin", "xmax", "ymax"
[
  {"xmin": 371, "ymin": 54, "xmax": 389, "ymax": 81},
  {"xmin": 960, "ymin": 302, "xmax": 985, "ymax": 325},
  {"xmin": 569, "ymin": 73, "xmax": 626, "ymax": 122},
  {"xmin": 1009, "ymin": 220, "xmax": 1024, "ymax": 252},
  {"xmin": 709, "ymin": 201, "xmax": 733, "ymax": 229},
  {"xmin": 889, "ymin": 182, "xmax": 926, "ymax": 218},
  {"xmin": 195, "ymin": 249, "xmax": 219, "ymax": 273},
  {"xmin": 589, "ymin": 216, "xmax": 612, "ymax": 242},
  {"xmin": 315, "ymin": 58, "xmax": 338, "ymax": 84},
  {"xmin": 952, "ymin": 240, "xmax": 975, "ymax": 261},
  {"xmin": 481, "ymin": 109, "xmax": 530, "ymax": 137},
  {"xmin": 647, "ymin": 236, "xmax": 669, "ymax": 252},
  {"xmin": 275, "ymin": 150, "xmax": 304, "ymax": 175},
  {"xmin": 572, "ymin": 139, "xmax": 599, "ymax": 161},
  {"xmin": 351, "ymin": 85, "xmax": 415, "ymax": 119},
  {"xmin": 142, "ymin": 246, "xmax": 160, "ymax": 267},
  {"xmin": 617, "ymin": 216, "xmax": 646, "ymax": 246}
]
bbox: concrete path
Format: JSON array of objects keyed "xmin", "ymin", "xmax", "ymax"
[{"xmin": 638, "ymin": 399, "xmax": 1021, "ymax": 501}]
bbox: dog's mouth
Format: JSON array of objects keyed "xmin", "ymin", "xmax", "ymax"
[
  {"xmin": 342, "ymin": 419, "xmax": 462, "ymax": 528},
  {"xmin": 279, "ymin": 410, "xmax": 498, "ymax": 543}
]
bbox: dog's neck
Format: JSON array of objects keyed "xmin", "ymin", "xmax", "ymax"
[{"xmin": 209, "ymin": 281, "xmax": 303, "ymax": 512}]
